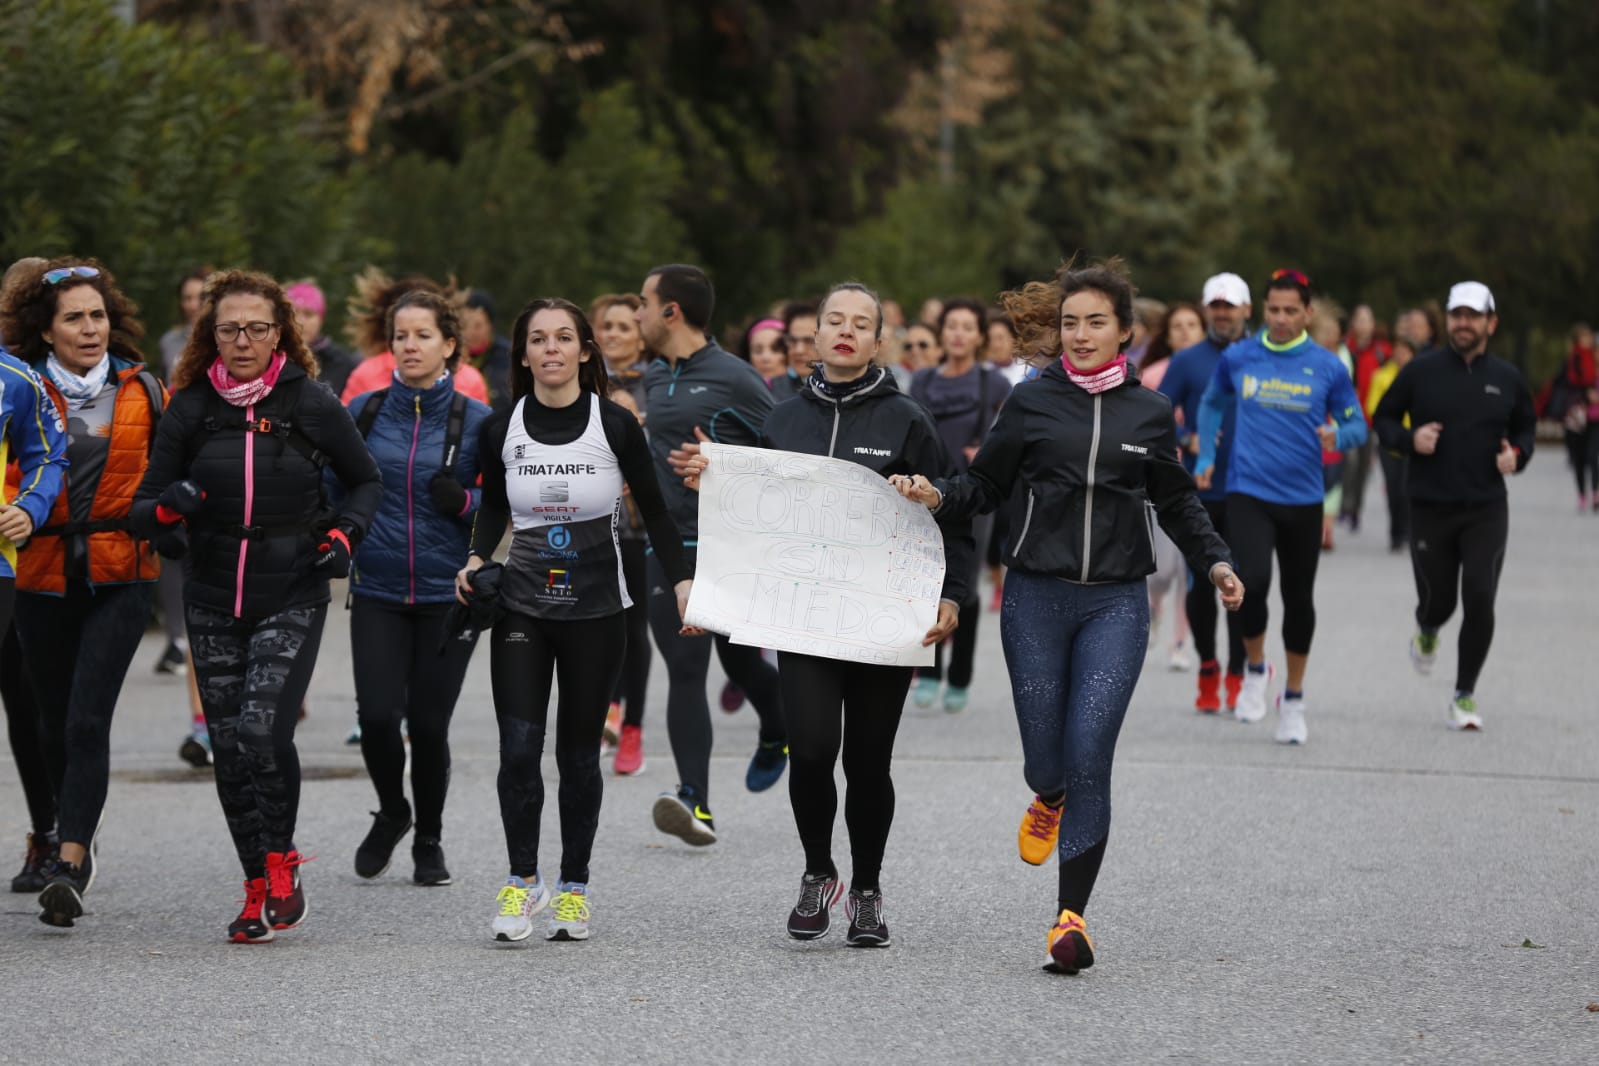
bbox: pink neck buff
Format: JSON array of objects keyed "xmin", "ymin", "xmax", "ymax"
[
  {"xmin": 1062, "ymin": 352, "xmax": 1128, "ymax": 394},
  {"xmin": 209, "ymin": 352, "xmax": 288, "ymax": 408}
]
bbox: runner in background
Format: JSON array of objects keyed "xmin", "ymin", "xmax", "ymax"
[{"xmin": 155, "ymin": 270, "xmax": 207, "ymax": 690}]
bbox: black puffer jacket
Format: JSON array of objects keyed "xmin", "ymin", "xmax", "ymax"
[
  {"xmin": 133, "ymin": 362, "xmax": 382, "ymax": 617},
  {"xmin": 934, "ymin": 360, "xmax": 1230, "ymax": 584},
  {"xmin": 760, "ymin": 367, "xmax": 975, "ymax": 605}
]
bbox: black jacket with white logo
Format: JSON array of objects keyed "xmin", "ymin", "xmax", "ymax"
[
  {"xmin": 934, "ymin": 360, "xmax": 1230, "ymax": 585},
  {"xmin": 759, "ymin": 368, "xmax": 974, "ymax": 605}
]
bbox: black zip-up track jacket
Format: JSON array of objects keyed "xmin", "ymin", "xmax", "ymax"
[
  {"xmin": 760, "ymin": 368, "xmax": 975, "ymax": 606},
  {"xmin": 933, "ymin": 361, "xmax": 1231, "ymax": 584},
  {"xmin": 1371, "ymin": 346, "xmax": 1535, "ymax": 506}
]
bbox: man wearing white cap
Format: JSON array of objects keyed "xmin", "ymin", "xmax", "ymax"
[
  {"xmin": 1372, "ymin": 281, "xmax": 1536, "ymax": 731},
  {"xmin": 1158, "ymin": 272, "xmax": 1251, "ymax": 713}
]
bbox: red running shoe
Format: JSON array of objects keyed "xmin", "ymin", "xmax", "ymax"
[
  {"xmin": 719, "ymin": 682, "xmax": 745, "ymax": 713},
  {"xmin": 1195, "ymin": 661, "xmax": 1222, "ymax": 713},
  {"xmin": 615, "ymin": 724, "xmax": 645, "ymax": 776},
  {"xmin": 1224, "ymin": 672, "xmax": 1243, "ymax": 712},
  {"xmin": 229, "ymin": 877, "xmax": 273, "ymax": 944},
  {"xmin": 265, "ymin": 849, "xmax": 310, "ymax": 930}
]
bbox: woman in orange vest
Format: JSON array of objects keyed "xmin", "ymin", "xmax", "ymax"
[{"xmin": 0, "ymin": 258, "xmax": 166, "ymax": 929}]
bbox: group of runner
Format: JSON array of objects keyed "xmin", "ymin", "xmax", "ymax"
[{"xmin": 0, "ymin": 251, "xmax": 1534, "ymax": 973}]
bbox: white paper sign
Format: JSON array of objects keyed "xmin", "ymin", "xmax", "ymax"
[{"xmin": 684, "ymin": 444, "xmax": 946, "ymax": 667}]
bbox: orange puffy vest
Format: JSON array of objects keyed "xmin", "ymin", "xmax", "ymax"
[{"xmin": 17, "ymin": 365, "xmax": 164, "ymax": 593}]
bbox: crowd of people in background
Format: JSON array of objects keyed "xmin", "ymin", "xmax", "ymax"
[{"xmin": 0, "ymin": 248, "xmax": 1547, "ymax": 972}]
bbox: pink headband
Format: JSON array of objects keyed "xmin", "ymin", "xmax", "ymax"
[
  {"xmin": 751, "ymin": 318, "xmax": 785, "ymax": 335},
  {"xmin": 284, "ymin": 283, "xmax": 326, "ymax": 315}
]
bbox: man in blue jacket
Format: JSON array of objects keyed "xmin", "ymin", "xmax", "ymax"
[
  {"xmin": 1197, "ymin": 269, "xmax": 1366, "ymax": 746},
  {"xmin": 1159, "ymin": 272, "xmax": 1250, "ymax": 714}
]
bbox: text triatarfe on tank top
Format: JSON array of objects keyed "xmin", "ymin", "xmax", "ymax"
[{"xmin": 510, "ymin": 461, "xmax": 599, "ymax": 477}]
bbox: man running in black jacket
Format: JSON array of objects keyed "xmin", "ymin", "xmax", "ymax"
[{"xmin": 1373, "ymin": 281, "xmax": 1535, "ymax": 731}]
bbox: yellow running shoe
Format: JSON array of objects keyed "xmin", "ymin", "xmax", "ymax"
[
  {"xmin": 1045, "ymin": 908, "xmax": 1095, "ymax": 974},
  {"xmin": 1017, "ymin": 795, "xmax": 1063, "ymax": 866}
]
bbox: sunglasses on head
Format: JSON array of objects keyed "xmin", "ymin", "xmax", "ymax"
[
  {"xmin": 1271, "ymin": 268, "xmax": 1310, "ymax": 288},
  {"xmin": 44, "ymin": 266, "xmax": 101, "ymax": 286}
]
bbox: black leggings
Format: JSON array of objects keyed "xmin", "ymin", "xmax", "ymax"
[
  {"xmin": 611, "ymin": 537, "xmax": 651, "ymax": 727},
  {"xmin": 920, "ymin": 601, "xmax": 981, "ymax": 688},
  {"xmin": 1378, "ymin": 450, "xmax": 1411, "ymax": 548},
  {"xmin": 17, "ymin": 582, "xmax": 152, "ymax": 848},
  {"xmin": 1227, "ymin": 493, "xmax": 1323, "ymax": 655},
  {"xmin": 646, "ymin": 552, "xmax": 784, "ymax": 804},
  {"xmin": 1410, "ymin": 501, "xmax": 1508, "ymax": 694},
  {"xmin": 351, "ymin": 596, "xmax": 478, "ymax": 839},
  {"xmin": 1564, "ymin": 427, "xmax": 1599, "ymax": 496},
  {"xmin": 1188, "ymin": 499, "xmax": 1244, "ymax": 673},
  {"xmin": 189, "ymin": 601, "xmax": 326, "ymax": 877},
  {"xmin": 1, "ymin": 579, "xmax": 56, "ymax": 838},
  {"xmin": 491, "ymin": 609, "xmax": 624, "ymax": 884},
  {"xmin": 779, "ymin": 653, "xmax": 911, "ymax": 891}
]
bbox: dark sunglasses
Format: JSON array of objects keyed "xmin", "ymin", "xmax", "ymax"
[{"xmin": 44, "ymin": 266, "xmax": 101, "ymax": 286}]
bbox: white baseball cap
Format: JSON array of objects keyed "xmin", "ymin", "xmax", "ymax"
[
  {"xmin": 1201, "ymin": 273, "xmax": 1251, "ymax": 307},
  {"xmin": 1446, "ymin": 281, "xmax": 1495, "ymax": 314}
]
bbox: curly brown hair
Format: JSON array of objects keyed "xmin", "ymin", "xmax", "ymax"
[
  {"xmin": 0, "ymin": 257, "xmax": 145, "ymax": 364},
  {"xmin": 344, "ymin": 266, "xmax": 456, "ymax": 355},
  {"xmin": 387, "ymin": 289, "xmax": 464, "ymax": 372},
  {"xmin": 1000, "ymin": 256, "xmax": 1138, "ymax": 365},
  {"xmin": 171, "ymin": 270, "xmax": 318, "ymax": 389}
]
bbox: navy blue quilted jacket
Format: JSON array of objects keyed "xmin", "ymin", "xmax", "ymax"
[{"xmin": 343, "ymin": 375, "xmax": 491, "ymax": 604}]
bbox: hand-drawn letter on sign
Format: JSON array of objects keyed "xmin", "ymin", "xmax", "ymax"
[{"xmin": 684, "ymin": 443, "xmax": 945, "ymax": 667}]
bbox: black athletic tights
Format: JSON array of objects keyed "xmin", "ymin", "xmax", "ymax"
[
  {"xmin": 0, "ymin": 583, "xmax": 56, "ymax": 839},
  {"xmin": 1187, "ymin": 498, "xmax": 1245, "ymax": 673},
  {"xmin": 611, "ymin": 536, "xmax": 651, "ymax": 727},
  {"xmin": 351, "ymin": 596, "xmax": 478, "ymax": 839},
  {"xmin": 1410, "ymin": 501, "xmax": 1508, "ymax": 694},
  {"xmin": 645, "ymin": 552, "xmax": 783, "ymax": 805},
  {"xmin": 1226, "ymin": 493, "xmax": 1323, "ymax": 655},
  {"xmin": 779, "ymin": 653, "xmax": 911, "ymax": 891},
  {"xmin": 492, "ymin": 610, "xmax": 624, "ymax": 885}
]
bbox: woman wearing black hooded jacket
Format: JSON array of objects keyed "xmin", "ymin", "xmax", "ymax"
[
  {"xmin": 680, "ymin": 282, "xmax": 971, "ymax": 948},
  {"xmin": 132, "ymin": 269, "xmax": 382, "ymax": 945}
]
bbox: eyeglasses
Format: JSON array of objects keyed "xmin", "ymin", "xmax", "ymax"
[
  {"xmin": 909, "ymin": 340, "xmax": 934, "ymax": 350},
  {"xmin": 1271, "ymin": 268, "xmax": 1311, "ymax": 288},
  {"xmin": 214, "ymin": 321, "xmax": 278, "ymax": 342},
  {"xmin": 44, "ymin": 266, "xmax": 101, "ymax": 286}
]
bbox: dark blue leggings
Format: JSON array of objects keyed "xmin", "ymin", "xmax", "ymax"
[{"xmin": 1000, "ymin": 571, "xmax": 1148, "ymax": 862}]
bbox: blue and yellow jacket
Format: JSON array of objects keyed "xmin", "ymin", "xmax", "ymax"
[{"xmin": 0, "ymin": 351, "xmax": 69, "ymax": 577}]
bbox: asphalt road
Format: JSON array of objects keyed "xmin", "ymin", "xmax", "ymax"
[{"xmin": 2, "ymin": 452, "xmax": 1596, "ymax": 1065}]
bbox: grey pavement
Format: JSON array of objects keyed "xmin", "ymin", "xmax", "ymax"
[{"xmin": 2, "ymin": 454, "xmax": 1597, "ymax": 1065}]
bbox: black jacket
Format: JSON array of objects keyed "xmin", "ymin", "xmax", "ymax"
[
  {"xmin": 133, "ymin": 363, "xmax": 383, "ymax": 617},
  {"xmin": 1372, "ymin": 346, "xmax": 1535, "ymax": 506},
  {"xmin": 760, "ymin": 368, "xmax": 974, "ymax": 605},
  {"xmin": 934, "ymin": 361, "xmax": 1230, "ymax": 584}
]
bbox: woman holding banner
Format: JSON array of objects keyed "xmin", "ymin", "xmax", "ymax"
[
  {"xmin": 680, "ymin": 282, "xmax": 970, "ymax": 948},
  {"xmin": 893, "ymin": 260, "xmax": 1243, "ymax": 975},
  {"xmin": 455, "ymin": 297, "xmax": 691, "ymax": 945}
]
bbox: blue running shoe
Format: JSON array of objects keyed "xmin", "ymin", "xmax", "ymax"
[{"xmin": 746, "ymin": 741, "xmax": 789, "ymax": 792}]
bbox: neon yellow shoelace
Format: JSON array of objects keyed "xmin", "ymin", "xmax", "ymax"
[
  {"xmin": 552, "ymin": 891, "xmax": 589, "ymax": 923},
  {"xmin": 497, "ymin": 884, "xmax": 529, "ymax": 917}
]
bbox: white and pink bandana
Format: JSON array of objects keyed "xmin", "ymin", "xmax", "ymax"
[
  {"xmin": 208, "ymin": 351, "xmax": 287, "ymax": 408},
  {"xmin": 1062, "ymin": 352, "xmax": 1128, "ymax": 394}
]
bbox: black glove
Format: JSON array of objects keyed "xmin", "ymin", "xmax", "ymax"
[
  {"xmin": 153, "ymin": 525, "xmax": 189, "ymax": 560},
  {"xmin": 155, "ymin": 479, "xmax": 206, "ymax": 524},
  {"xmin": 312, "ymin": 527, "xmax": 353, "ymax": 578},
  {"xmin": 428, "ymin": 472, "xmax": 469, "ymax": 516}
]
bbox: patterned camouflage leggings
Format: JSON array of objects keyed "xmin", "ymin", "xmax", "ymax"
[{"xmin": 187, "ymin": 602, "xmax": 326, "ymax": 877}]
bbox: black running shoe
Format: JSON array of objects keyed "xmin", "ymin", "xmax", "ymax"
[
  {"xmin": 37, "ymin": 858, "xmax": 88, "ymax": 928},
  {"xmin": 651, "ymin": 787, "xmax": 717, "ymax": 846},
  {"xmin": 354, "ymin": 808, "xmax": 412, "ymax": 879},
  {"xmin": 11, "ymin": 832, "xmax": 57, "ymax": 894},
  {"xmin": 228, "ymin": 877, "xmax": 274, "ymax": 944},
  {"xmin": 412, "ymin": 836, "xmax": 451, "ymax": 886},
  {"xmin": 178, "ymin": 732, "xmax": 212, "ymax": 769},
  {"xmin": 154, "ymin": 642, "xmax": 188, "ymax": 676},
  {"xmin": 845, "ymin": 888, "xmax": 890, "ymax": 947},
  {"xmin": 786, "ymin": 872, "xmax": 843, "ymax": 940},
  {"xmin": 265, "ymin": 849, "xmax": 309, "ymax": 929}
]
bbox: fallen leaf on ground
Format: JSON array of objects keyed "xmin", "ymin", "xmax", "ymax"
[{"xmin": 1521, "ymin": 939, "xmax": 1545, "ymax": 949}]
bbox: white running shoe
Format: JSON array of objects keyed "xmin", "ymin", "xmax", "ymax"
[
  {"xmin": 1235, "ymin": 664, "xmax": 1272, "ymax": 723},
  {"xmin": 1447, "ymin": 695, "xmax": 1484, "ymax": 732},
  {"xmin": 547, "ymin": 882, "xmax": 591, "ymax": 941},
  {"xmin": 1167, "ymin": 643, "xmax": 1196, "ymax": 672},
  {"xmin": 1409, "ymin": 631, "xmax": 1438, "ymax": 676},
  {"xmin": 491, "ymin": 875, "xmax": 551, "ymax": 943},
  {"xmin": 1275, "ymin": 695, "xmax": 1308, "ymax": 745}
]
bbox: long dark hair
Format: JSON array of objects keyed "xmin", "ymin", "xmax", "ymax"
[
  {"xmin": 1141, "ymin": 302, "xmax": 1202, "ymax": 372},
  {"xmin": 508, "ymin": 297, "xmax": 609, "ymax": 402}
]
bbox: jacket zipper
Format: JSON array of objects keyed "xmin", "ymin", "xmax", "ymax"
[
  {"xmin": 407, "ymin": 394, "xmax": 422, "ymax": 604},
  {"xmin": 1081, "ymin": 394, "xmax": 1103, "ymax": 582},
  {"xmin": 1011, "ymin": 489, "xmax": 1037, "ymax": 555},
  {"xmin": 827, "ymin": 404, "xmax": 841, "ymax": 457},
  {"xmin": 234, "ymin": 403, "xmax": 255, "ymax": 617}
]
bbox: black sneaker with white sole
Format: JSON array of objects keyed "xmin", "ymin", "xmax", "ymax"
[
  {"xmin": 12, "ymin": 831, "xmax": 58, "ymax": 894},
  {"xmin": 355, "ymin": 808, "xmax": 412, "ymax": 879},
  {"xmin": 37, "ymin": 858, "xmax": 89, "ymax": 927},
  {"xmin": 845, "ymin": 888, "xmax": 890, "ymax": 947},
  {"xmin": 786, "ymin": 872, "xmax": 843, "ymax": 940},
  {"xmin": 412, "ymin": 836, "xmax": 451, "ymax": 886}
]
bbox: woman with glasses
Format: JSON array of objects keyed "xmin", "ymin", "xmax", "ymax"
[
  {"xmin": 0, "ymin": 258, "xmax": 165, "ymax": 928},
  {"xmin": 133, "ymin": 269, "xmax": 382, "ymax": 944}
]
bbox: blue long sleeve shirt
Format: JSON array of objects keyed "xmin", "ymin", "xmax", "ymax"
[
  {"xmin": 1197, "ymin": 331, "xmax": 1366, "ymax": 506},
  {"xmin": 0, "ymin": 351, "xmax": 69, "ymax": 578},
  {"xmin": 1158, "ymin": 336, "xmax": 1235, "ymax": 501}
]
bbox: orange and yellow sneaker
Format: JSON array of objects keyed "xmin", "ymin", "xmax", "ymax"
[
  {"xmin": 1017, "ymin": 795, "xmax": 1063, "ymax": 866},
  {"xmin": 1045, "ymin": 908, "xmax": 1095, "ymax": 974}
]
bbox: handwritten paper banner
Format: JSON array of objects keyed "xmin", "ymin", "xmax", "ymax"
[{"xmin": 684, "ymin": 444, "xmax": 945, "ymax": 667}]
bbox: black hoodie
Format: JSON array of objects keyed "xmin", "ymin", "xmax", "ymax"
[
  {"xmin": 933, "ymin": 360, "xmax": 1230, "ymax": 585},
  {"xmin": 760, "ymin": 367, "xmax": 974, "ymax": 606}
]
